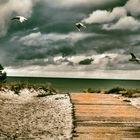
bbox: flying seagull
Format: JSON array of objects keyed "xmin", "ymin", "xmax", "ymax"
[
  {"xmin": 11, "ymin": 16, "xmax": 27, "ymax": 23},
  {"xmin": 75, "ymin": 22, "xmax": 86, "ymax": 31},
  {"xmin": 129, "ymin": 53, "xmax": 140, "ymax": 64}
]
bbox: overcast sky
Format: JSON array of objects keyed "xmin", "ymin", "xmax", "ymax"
[{"xmin": 0, "ymin": 0, "xmax": 140, "ymax": 79}]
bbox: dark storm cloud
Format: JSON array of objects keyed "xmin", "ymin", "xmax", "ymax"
[
  {"xmin": 78, "ymin": 58, "xmax": 94, "ymax": 65},
  {"xmin": 0, "ymin": 0, "xmax": 140, "ymax": 78},
  {"xmin": 6, "ymin": 0, "xmax": 128, "ymax": 35},
  {"xmin": 0, "ymin": 0, "xmax": 9, "ymax": 4},
  {"xmin": 47, "ymin": 46, "xmax": 76, "ymax": 57}
]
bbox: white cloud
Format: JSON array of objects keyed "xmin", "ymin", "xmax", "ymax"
[
  {"xmin": 82, "ymin": 7, "xmax": 127, "ymax": 24},
  {"xmin": 6, "ymin": 65, "xmax": 140, "ymax": 79},
  {"xmin": 103, "ymin": 16, "xmax": 140, "ymax": 31},
  {"xmin": 5, "ymin": 47, "xmax": 140, "ymax": 79},
  {"xmin": 16, "ymin": 32, "xmax": 94, "ymax": 46},
  {"xmin": 82, "ymin": 10, "xmax": 110, "ymax": 24},
  {"xmin": 125, "ymin": 0, "xmax": 140, "ymax": 16},
  {"xmin": 82, "ymin": 0, "xmax": 140, "ymax": 32},
  {"xmin": 110, "ymin": 7, "xmax": 127, "ymax": 20},
  {"xmin": 69, "ymin": 55, "xmax": 93, "ymax": 64}
]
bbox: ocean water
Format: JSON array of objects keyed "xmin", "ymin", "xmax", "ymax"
[{"xmin": 6, "ymin": 76, "xmax": 140, "ymax": 92}]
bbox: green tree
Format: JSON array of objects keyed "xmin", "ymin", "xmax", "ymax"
[{"xmin": 0, "ymin": 64, "xmax": 7, "ymax": 83}]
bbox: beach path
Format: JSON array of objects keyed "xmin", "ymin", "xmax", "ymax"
[{"xmin": 70, "ymin": 93, "xmax": 140, "ymax": 140}]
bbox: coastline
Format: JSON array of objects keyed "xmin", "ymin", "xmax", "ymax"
[
  {"xmin": 0, "ymin": 84, "xmax": 140, "ymax": 139},
  {"xmin": 6, "ymin": 76, "xmax": 140, "ymax": 92}
]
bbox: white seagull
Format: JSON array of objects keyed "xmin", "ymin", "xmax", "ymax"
[
  {"xmin": 75, "ymin": 22, "xmax": 86, "ymax": 31},
  {"xmin": 11, "ymin": 16, "xmax": 27, "ymax": 23},
  {"xmin": 129, "ymin": 53, "xmax": 140, "ymax": 64}
]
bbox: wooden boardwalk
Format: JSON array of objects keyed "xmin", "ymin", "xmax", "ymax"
[{"xmin": 70, "ymin": 93, "xmax": 140, "ymax": 140}]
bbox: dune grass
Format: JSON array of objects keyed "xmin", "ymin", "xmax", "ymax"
[
  {"xmin": 0, "ymin": 82, "xmax": 57, "ymax": 96},
  {"xmin": 105, "ymin": 87, "xmax": 140, "ymax": 98},
  {"xmin": 83, "ymin": 87, "xmax": 140, "ymax": 98},
  {"xmin": 83, "ymin": 88, "xmax": 101, "ymax": 93}
]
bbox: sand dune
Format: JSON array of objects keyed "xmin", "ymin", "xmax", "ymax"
[{"xmin": 0, "ymin": 90, "xmax": 73, "ymax": 140}]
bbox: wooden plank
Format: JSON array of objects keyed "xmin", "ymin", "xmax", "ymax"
[{"xmin": 70, "ymin": 93, "xmax": 140, "ymax": 140}]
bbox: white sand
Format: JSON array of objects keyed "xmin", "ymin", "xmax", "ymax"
[
  {"xmin": 0, "ymin": 89, "xmax": 73, "ymax": 140},
  {"xmin": 129, "ymin": 97, "xmax": 140, "ymax": 109},
  {"xmin": 111, "ymin": 94, "xmax": 140, "ymax": 109}
]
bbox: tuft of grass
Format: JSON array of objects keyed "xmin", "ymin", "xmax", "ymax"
[
  {"xmin": 123, "ymin": 99, "xmax": 131, "ymax": 102},
  {"xmin": 83, "ymin": 88, "xmax": 101, "ymax": 93},
  {"xmin": 121, "ymin": 89, "xmax": 140, "ymax": 98},
  {"xmin": 105, "ymin": 87, "xmax": 140, "ymax": 98},
  {"xmin": 36, "ymin": 92, "xmax": 53, "ymax": 97},
  {"xmin": 106, "ymin": 87, "xmax": 126, "ymax": 94},
  {"xmin": 10, "ymin": 83, "xmax": 27, "ymax": 95}
]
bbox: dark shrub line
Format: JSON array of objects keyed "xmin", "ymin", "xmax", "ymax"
[{"xmin": 83, "ymin": 87, "xmax": 140, "ymax": 98}]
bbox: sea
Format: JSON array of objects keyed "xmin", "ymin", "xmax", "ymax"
[{"xmin": 6, "ymin": 76, "xmax": 140, "ymax": 93}]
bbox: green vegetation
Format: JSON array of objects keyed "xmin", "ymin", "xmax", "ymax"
[
  {"xmin": 0, "ymin": 82, "xmax": 57, "ymax": 95},
  {"xmin": 105, "ymin": 87, "xmax": 140, "ymax": 98},
  {"xmin": 36, "ymin": 92, "xmax": 53, "ymax": 97},
  {"xmin": 83, "ymin": 88, "xmax": 101, "ymax": 93},
  {"xmin": 106, "ymin": 87, "xmax": 125, "ymax": 94},
  {"xmin": 0, "ymin": 64, "xmax": 7, "ymax": 83},
  {"xmin": 83, "ymin": 87, "xmax": 140, "ymax": 98}
]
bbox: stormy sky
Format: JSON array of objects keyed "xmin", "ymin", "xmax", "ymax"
[{"xmin": 0, "ymin": 0, "xmax": 140, "ymax": 79}]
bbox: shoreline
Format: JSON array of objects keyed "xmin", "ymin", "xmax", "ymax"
[
  {"xmin": 0, "ymin": 85, "xmax": 140, "ymax": 139},
  {"xmin": 7, "ymin": 75, "xmax": 140, "ymax": 81}
]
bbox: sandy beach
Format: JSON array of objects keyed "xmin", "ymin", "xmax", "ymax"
[
  {"xmin": 0, "ymin": 89, "xmax": 73, "ymax": 140},
  {"xmin": 0, "ymin": 87, "xmax": 140, "ymax": 140}
]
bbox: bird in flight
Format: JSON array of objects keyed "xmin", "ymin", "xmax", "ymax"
[
  {"xmin": 129, "ymin": 53, "xmax": 140, "ymax": 64},
  {"xmin": 11, "ymin": 16, "xmax": 27, "ymax": 23},
  {"xmin": 75, "ymin": 22, "xmax": 86, "ymax": 31}
]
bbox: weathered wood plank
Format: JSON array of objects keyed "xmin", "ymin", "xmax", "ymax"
[{"xmin": 70, "ymin": 93, "xmax": 140, "ymax": 140}]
